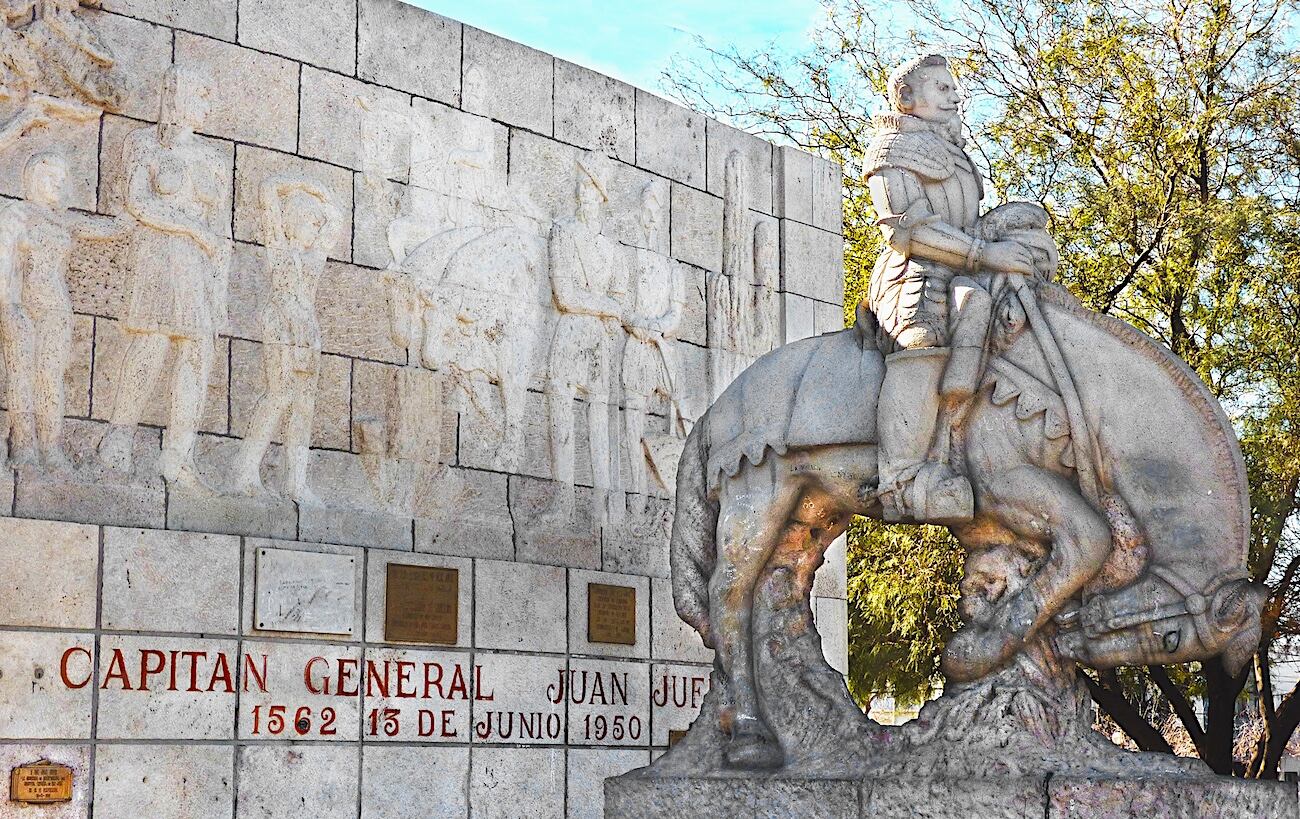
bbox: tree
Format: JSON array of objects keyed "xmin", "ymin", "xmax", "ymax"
[{"xmin": 665, "ymin": 0, "xmax": 1300, "ymax": 776}]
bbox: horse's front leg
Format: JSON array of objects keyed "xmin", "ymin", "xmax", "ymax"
[
  {"xmin": 944, "ymin": 464, "xmax": 1112, "ymax": 682},
  {"xmin": 710, "ymin": 458, "xmax": 801, "ymax": 769}
]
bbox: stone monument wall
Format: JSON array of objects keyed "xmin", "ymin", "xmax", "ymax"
[{"xmin": 0, "ymin": 1, "xmax": 846, "ymax": 816}]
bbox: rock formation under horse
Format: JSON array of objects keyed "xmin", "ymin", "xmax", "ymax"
[{"xmin": 607, "ymin": 54, "xmax": 1294, "ymax": 818}]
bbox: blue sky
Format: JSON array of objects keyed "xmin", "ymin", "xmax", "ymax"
[{"xmin": 407, "ymin": 0, "xmax": 824, "ymax": 92}]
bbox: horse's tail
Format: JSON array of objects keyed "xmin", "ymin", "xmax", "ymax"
[{"xmin": 670, "ymin": 413, "xmax": 719, "ymax": 648}]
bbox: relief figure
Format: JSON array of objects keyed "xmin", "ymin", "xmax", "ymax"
[
  {"xmin": 97, "ymin": 66, "xmax": 230, "ymax": 487},
  {"xmin": 0, "ymin": 151, "xmax": 117, "ymax": 468},
  {"xmin": 230, "ymin": 176, "xmax": 341, "ymax": 504}
]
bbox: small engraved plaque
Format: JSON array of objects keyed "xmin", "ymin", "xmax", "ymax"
[
  {"xmin": 385, "ymin": 564, "xmax": 459, "ymax": 644},
  {"xmin": 587, "ymin": 583, "xmax": 636, "ymax": 645},
  {"xmin": 668, "ymin": 729, "xmax": 688, "ymax": 747},
  {"xmin": 10, "ymin": 760, "xmax": 72, "ymax": 804},
  {"xmin": 255, "ymin": 547, "xmax": 356, "ymax": 635}
]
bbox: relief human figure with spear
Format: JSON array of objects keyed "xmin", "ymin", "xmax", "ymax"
[{"xmin": 628, "ymin": 53, "xmax": 1266, "ymax": 793}]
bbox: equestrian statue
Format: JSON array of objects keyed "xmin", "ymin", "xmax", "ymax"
[{"xmin": 650, "ymin": 53, "xmax": 1266, "ymax": 779}]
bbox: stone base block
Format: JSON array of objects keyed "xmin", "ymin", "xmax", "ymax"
[
  {"xmin": 167, "ymin": 487, "xmax": 298, "ymax": 540},
  {"xmin": 605, "ymin": 774, "xmax": 1300, "ymax": 819}
]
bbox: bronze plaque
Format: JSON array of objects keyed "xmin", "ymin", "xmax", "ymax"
[
  {"xmin": 10, "ymin": 760, "xmax": 72, "ymax": 804},
  {"xmin": 588, "ymin": 583, "xmax": 637, "ymax": 645},
  {"xmin": 385, "ymin": 564, "xmax": 458, "ymax": 644},
  {"xmin": 668, "ymin": 729, "xmax": 688, "ymax": 747}
]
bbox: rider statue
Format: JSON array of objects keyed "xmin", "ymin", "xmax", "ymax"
[{"xmin": 866, "ymin": 53, "xmax": 1038, "ymax": 525}]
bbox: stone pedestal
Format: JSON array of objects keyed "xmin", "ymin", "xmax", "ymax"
[{"xmin": 605, "ymin": 773, "xmax": 1300, "ymax": 818}]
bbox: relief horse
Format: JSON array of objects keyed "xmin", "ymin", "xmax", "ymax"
[{"xmin": 670, "ymin": 275, "xmax": 1265, "ymax": 771}]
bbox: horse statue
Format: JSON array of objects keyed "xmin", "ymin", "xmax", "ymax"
[{"xmin": 648, "ymin": 54, "xmax": 1266, "ymax": 780}]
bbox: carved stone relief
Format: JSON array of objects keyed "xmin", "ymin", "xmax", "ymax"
[
  {"xmin": 96, "ymin": 65, "xmax": 230, "ymax": 489},
  {"xmin": 230, "ymin": 175, "xmax": 342, "ymax": 504},
  {"xmin": 0, "ymin": 0, "xmax": 122, "ymax": 150},
  {"xmin": 708, "ymin": 151, "xmax": 780, "ymax": 400},
  {"xmin": 0, "ymin": 151, "xmax": 118, "ymax": 469}
]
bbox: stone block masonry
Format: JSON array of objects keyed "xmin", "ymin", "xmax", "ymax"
[{"xmin": 0, "ymin": 1, "xmax": 846, "ymax": 817}]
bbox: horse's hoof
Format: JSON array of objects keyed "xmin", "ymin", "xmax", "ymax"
[{"xmin": 724, "ymin": 722, "xmax": 784, "ymax": 770}]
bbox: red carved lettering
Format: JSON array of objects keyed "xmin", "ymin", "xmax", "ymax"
[
  {"xmin": 337, "ymin": 658, "xmax": 359, "ymax": 697},
  {"xmin": 423, "ymin": 662, "xmax": 444, "ymax": 699},
  {"xmin": 304, "ymin": 657, "xmax": 327, "ymax": 695},
  {"xmin": 101, "ymin": 648, "xmax": 132, "ymax": 690},
  {"xmin": 168, "ymin": 650, "xmax": 179, "ymax": 691},
  {"xmin": 471, "ymin": 665, "xmax": 491, "ymax": 701},
  {"xmin": 395, "ymin": 661, "xmax": 416, "ymax": 698},
  {"xmin": 181, "ymin": 651, "xmax": 206, "ymax": 692},
  {"xmin": 243, "ymin": 654, "xmax": 268, "ymax": 693},
  {"xmin": 441, "ymin": 708, "xmax": 457, "ymax": 737},
  {"xmin": 138, "ymin": 649, "xmax": 165, "ymax": 691},
  {"xmin": 59, "ymin": 647, "xmax": 92, "ymax": 689},
  {"xmin": 366, "ymin": 660, "xmax": 389, "ymax": 698},
  {"xmin": 208, "ymin": 652, "xmax": 234, "ymax": 693}
]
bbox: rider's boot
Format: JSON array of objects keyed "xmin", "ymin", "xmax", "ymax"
[{"xmin": 877, "ymin": 348, "xmax": 974, "ymax": 525}]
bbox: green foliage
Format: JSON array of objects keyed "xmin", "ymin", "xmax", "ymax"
[{"xmin": 845, "ymin": 518, "xmax": 962, "ymax": 707}]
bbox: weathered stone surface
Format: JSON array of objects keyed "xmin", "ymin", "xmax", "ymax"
[
  {"xmin": 97, "ymin": 635, "xmax": 238, "ymax": 739},
  {"xmin": 813, "ymin": 298, "xmax": 847, "ymax": 335},
  {"xmin": 173, "ymin": 32, "xmax": 299, "ymax": 151},
  {"xmin": 554, "ymin": 60, "xmax": 635, "ymax": 161},
  {"xmin": 238, "ymin": 641, "xmax": 361, "ymax": 740},
  {"xmin": 462, "ymin": 27, "xmax": 554, "ymax": 135},
  {"xmin": 568, "ymin": 569, "xmax": 650, "ymax": 659},
  {"xmin": 0, "ymin": 744, "xmax": 90, "ymax": 818},
  {"xmin": 89, "ymin": 10, "xmax": 174, "ymax": 121},
  {"xmin": 359, "ymin": 0, "xmax": 462, "ymax": 105},
  {"xmin": 362, "ymin": 746, "xmax": 469, "ymax": 817},
  {"xmin": 604, "ymin": 776, "xmax": 860, "ymax": 819},
  {"xmin": 670, "ymin": 183, "xmax": 723, "ymax": 273},
  {"xmin": 230, "ymin": 341, "xmax": 352, "ymax": 452},
  {"xmin": 649, "ymin": 663, "xmax": 710, "ymax": 746},
  {"xmin": 299, "ymin": 65, "xmax": 411, "ymax": 172},
  {"xmin": 861, "ymin": 777, "xmax": 1046, "ymax": 819},
  {"xmin": 0, "ymin": 517, "xmax": 98, "ymax": 629},
  {"xmin": 365, "ymin": 550, "xmax": 472, "ymax": 646},
  {"xmin": 706, "ymin": 120, "xmax": 773, "ymax": 214},
  {"xmin": 814, "ymin": 596, "xmax": 849, "ymax": 674},
  {"xmin": 101, "ymin": 0, "xmax": 236, "ymax": 40},
  {"xmin": 811, "ymin": 155, "xmax": 844, "ymax": 234},
  {"xmin": 506, "ymin": 129, "xmax": 582, "ymax": 223},
  {"xmin": 473, "ymin": 559, "xmax": 567, "ymax": 652},
  {"xmin": 470, "ymin": 747, "xmax": 566, "ymax": 819},
  {"xmin": 296, "ymin": 454, "xmax": 414, "ymax": 551},
  {"xmin": 317, "ymin": 261, "xmax": 406, "ymax": 363},
  {"xmin": 236, "ymin": 745, "xmax": 360, "ymax": 817},
  {"xmin": 94, "ymin": 744, "xmax": 234, "ymax": 819},
  {"xmin": 781, "ymin": 291, "xmax": 816, "ymax": 343},
  {"xmin": 773, "ymin": 145, "xmax": 814, "ymax": 224},
  {"xmin": 238, "ymin": 0, "xmax": 357, "ymax": 74},
  {"xmin": 101, "ymin": 527, "xmax": 240, "ymax": 633},
  {"xmin": 813, "ymin": 533, "xmax": 848, "ymax": 597},
  {"xmin": 415, "ymin": 467, "xmax": 514, "ymax": 561},
  {"xmin": 649, "ymin": 578, "xmax": 713, "ymax": 664},
  {"xmin": 232, "ymin": 144, "xmax": 354, "ymax": 261},
  {"xmin": 568, "ymin": 749, "xmax": 651, "ymax": 819},
  {"xmin": 780, "ymin": 220, "xmax": 844, "ymax": 305},
  {"xmin": 0, "ymin": 631, "xmax": 94, "ymax": 739},
  {"xmin": 98, "ymin": 115, "xmax": 235, "ymax": 226},
  {"xmin": 241, "ymin": 538, "xmax": 365, "ymax": 639},
  {"xmin": 161, "ymin": 436, "xmax": 292, "ymax": 538},
  {"xmin": 634, "ymin": 91, "xmax": 704, "ymax": 186},
  {"xmin": 510, "ymin": 476, "xmax": 601, "ymax": 570},
  {"xmin": 364, "ymin": 646, "xmax": 473, "ymax": 742},
  {"xmin": 1048, "ymin": 775, "xmax": 1299, "ymax": 818},
  {"xmin": 470, "ymin": 652, "xmax": 566, "ymax": 745},
  {"xmin": 91, "ymin": 318, "xmax": 229, "ymax": 434},
  {"xmin": 566, "ymin": 658, "xmax": 649, "ymax": 748},
  {"xmin": 0, "ymin": 110, "xmax": 98, "ymax": 211},
  {"xmin": 16, "ymin": 421, "xmax": 165, "ymax": 530},
  {"xmin": 601, "ymin": 495, "xmax": 672, "ymax": 578}
]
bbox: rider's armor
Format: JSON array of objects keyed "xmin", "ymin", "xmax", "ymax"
[{"xmin": 865, "ymin": 113, "xmax": 993, "ymax": 524}]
